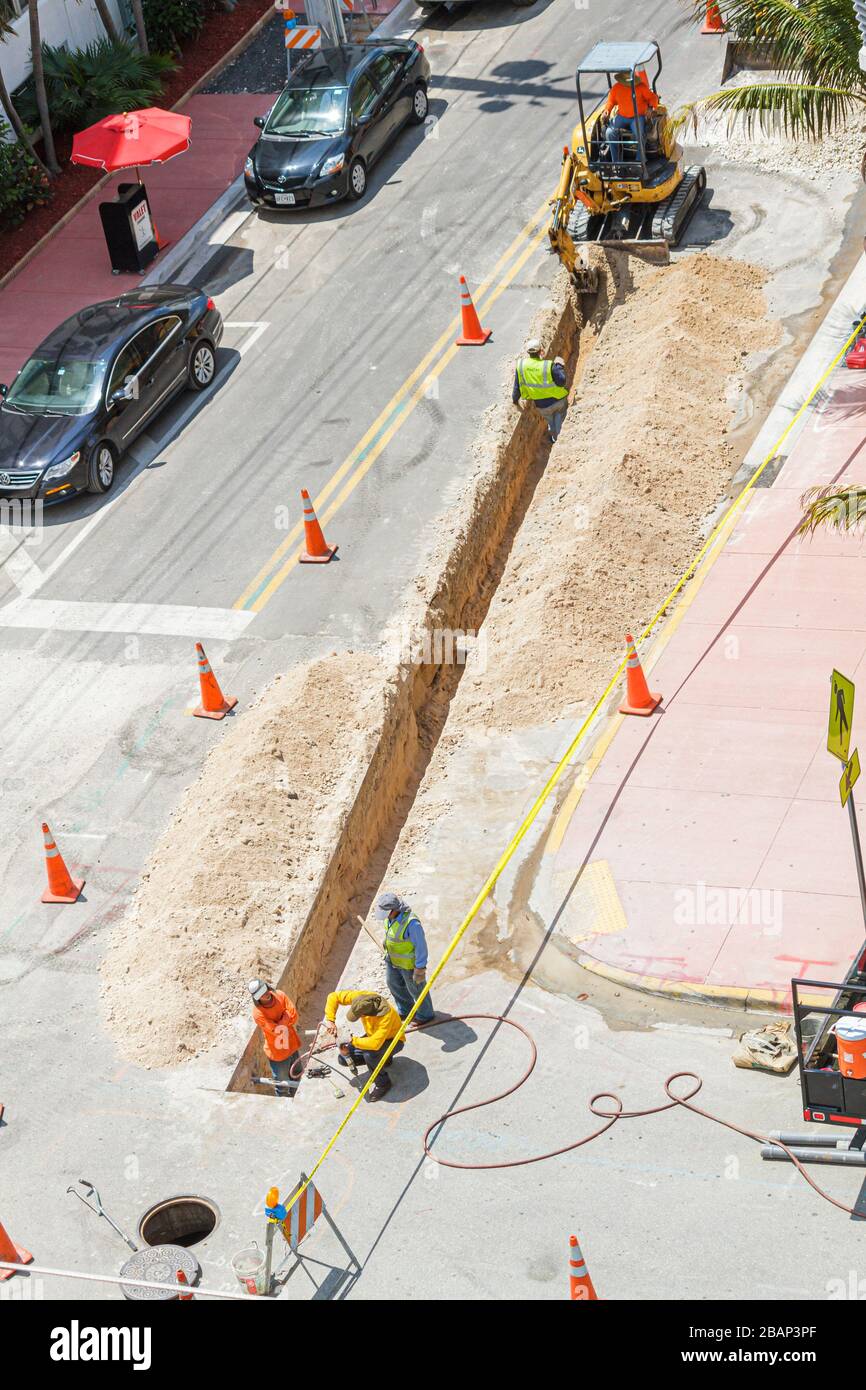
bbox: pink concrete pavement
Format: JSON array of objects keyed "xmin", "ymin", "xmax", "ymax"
[
  {"xmin": 0, "ymin": 91, "xmax": 274, "ymax": 388},
  {"xmin": 543, "ymin": 362, "xmax": 866, "ymax": 1008}
]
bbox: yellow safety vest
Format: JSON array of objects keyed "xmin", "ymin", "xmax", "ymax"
[{"xmin": 516, "ymin": 356, "xmax": 567, "ymax": 401}]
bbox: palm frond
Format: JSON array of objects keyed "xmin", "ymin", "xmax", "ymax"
[
  {"xmin": 683, "ymin": 1, "xmax": 863, "ymax": 90},
  {"xmin": 0, "ymin": 0, "xmax": 17, "ymax": 39},
  {"xmin": 799, "ymin": 486, "xmax": 866, "ymax": 535},
  {"xmin": 15, "ymin": 39, "xmax": 175, "ymax": 131},
  {"xmin": 676, "ymin": 81, "xmax": 866, "ymax": 140}
]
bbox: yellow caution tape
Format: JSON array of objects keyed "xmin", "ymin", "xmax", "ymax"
[{"xmin": 285, "ymin": 302, "xmax": 866, "ymax": 1215}]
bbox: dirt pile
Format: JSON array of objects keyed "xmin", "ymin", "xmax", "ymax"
[
  {"xmin": 102, "ymin": 250, "xmax": 777, "ymax": 1068},
  {"xmin": 452, "ymin": 250, "xmax": 777, "ymax": 732},
  {"xmin": 101, "ymin": 653, "xmax": 386, "ymax": 1067}
]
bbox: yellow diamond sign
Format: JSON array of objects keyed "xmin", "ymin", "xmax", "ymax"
[{"xmin": 829, "ymin": 670, "xmax": 855, "ymax": 763}]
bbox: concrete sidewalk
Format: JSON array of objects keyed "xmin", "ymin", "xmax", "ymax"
[
  {"xmin": 534, "ymin": 256, "xmax": 866, "ymax": 1009},
  {"xmin": 0, "ymin": 90, "xmax": 274, "ymax": 387}
]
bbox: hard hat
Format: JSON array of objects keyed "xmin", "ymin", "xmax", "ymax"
[
  {"xmin": 346, "ymin": 993, "xmax": 383, "ymax": 1021},
  {"xmin": 248, "ymin": 978, "xmax": 271, "ymax": 1002},
  {"xmin": 525, "ymin": 337, "xmax": 543, "ymax": 354},
  {"xmin": 375, "ymin": 891, "xmax": 404, "ymax": 920}
]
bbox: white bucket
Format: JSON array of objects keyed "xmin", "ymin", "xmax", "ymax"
[{"xmin": 231, "ymin": 1243, "xmax": 268, "ymax": 1296}]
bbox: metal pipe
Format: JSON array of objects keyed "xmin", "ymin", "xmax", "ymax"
[
  {"xmin": 0, "ymin": 1259, "xmax": 263, "ymax": 1301},
  {"xmin": 768, "ymin": 1131, "xmax": 849, "ymax": 1149},
  {"xmin": 849, "ymin": 797, "xmax": 866, "ymax": 937},
  {"xmin": 760, "ymin": 1145, "xmax": 866, "ymax": 1167}
]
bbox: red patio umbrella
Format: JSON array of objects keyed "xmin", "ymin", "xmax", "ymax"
[{"xmin": 71, "ymin": 107, "xmax": 191, "ymax": 177}]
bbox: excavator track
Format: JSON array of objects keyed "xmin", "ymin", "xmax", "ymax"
[
  {"xmin": 562, "ymin": 166, "xmax": 706, "ymax": 255},
  {"xmin": 650, "ymin": 165, "xmax": 707, "ymax": 246},
  {"xmin": 566, "ymin": 206, "xmax": 603, "ymax": 243}
]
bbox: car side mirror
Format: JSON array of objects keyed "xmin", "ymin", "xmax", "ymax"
[
  {"xmin": 110, "ymin": 384, "xmax": 132, "ymax": 406},
  {"xmin": 253, "ymin": 115, "xmax": 265, "ymax": 129}
]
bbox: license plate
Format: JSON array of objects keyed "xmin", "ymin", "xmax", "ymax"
[{"xmin": 274, "ymin": 192, "xmax": 296, "ymax": 205}]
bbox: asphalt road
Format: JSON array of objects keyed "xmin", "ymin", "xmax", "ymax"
[
  {"xmin": 4, "ymin": 1, "xmax": 864, "ymax": 1310},
  {"xmin": 0, "ymin": 1, "xmax": 726, "ymax": 965}
]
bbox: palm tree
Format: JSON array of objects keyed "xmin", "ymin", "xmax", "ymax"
[
  {"xmin": 0, "ymin": 4, "xmax": 50, "ymax": 175},
  {"xmin": 680, "ymin": 1, "xmax": 866, "ymax": 147},
  {"xmin": 28, "ymin": 0, "xmax": 60, "ymax": 175},
  {"xmin": 130, "ymin": 0, "xmax": 149, "ymax": 55},
  {"xmin": 91, "ymin": 0, "xmax": 121, "ymax": 44}
]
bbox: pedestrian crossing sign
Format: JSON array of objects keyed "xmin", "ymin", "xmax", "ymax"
[
  {"xmin": 828, "ymin": 670, "xmax": 855, "ymax": 763},
  {"xmin": 840, "ymin": 749, "xmax": 861, "ymax": 808}
]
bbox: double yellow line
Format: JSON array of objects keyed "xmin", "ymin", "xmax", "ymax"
[{"xmin": 233, "ymin": 196, "xmax": 553, "ymax": 613}]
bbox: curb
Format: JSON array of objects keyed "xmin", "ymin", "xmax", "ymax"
[
  {"xmin": 145, "ymin": 177, "xmax": 247, "ymax": 287},
  {"xmin": 571, "ymin": 949, "xmax": 790, "ymax": 1014}
]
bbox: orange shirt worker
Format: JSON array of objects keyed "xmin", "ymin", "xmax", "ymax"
[
  {"xmin": 604, "ymin": 68, "xmax": 659, "ymax": 164},
  {"xmin": 249, "ymin": 978, "xmax": 301, "ymax": 1096}
]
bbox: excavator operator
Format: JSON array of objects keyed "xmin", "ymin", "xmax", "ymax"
[{"xmin": 604, "ymin": 68, "xmax": 659, "ymax": 164}]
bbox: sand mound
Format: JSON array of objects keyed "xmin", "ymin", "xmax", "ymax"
[
  {"xmin": 101, "ymin": 250, "xmax": 777, "ymax": 1068},
  {"xmin": 454, "ymin": 250, "xmax": 778, "ymax": 731},
  {"xmin": 100, "ymin": 652, "xmax": 384, "ymax": 1067}
]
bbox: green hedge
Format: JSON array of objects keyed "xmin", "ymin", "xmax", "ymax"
[
  {"xmin": 0, "ymin": 124, "xmax": 52, "ymax": 229},
  {"xmin": 143, "ymin": 0, "xmax": 205, "ymax": 55},
  {"xmin": 15, "ymin": 39, "xmax": 176, "ymax": 133}
]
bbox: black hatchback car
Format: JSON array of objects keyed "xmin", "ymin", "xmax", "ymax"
[
  {"xmin": 0, "ymin": 285, "xmax": 222, "ymax": 503},
  {"xmin": 244, "ymin": 39, "xmax": 431, "ymax": 209}
]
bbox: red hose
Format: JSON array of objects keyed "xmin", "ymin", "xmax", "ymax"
[{"xmin": 296, "ymin": 1013, "xmax": 861, "ymax": 1216}]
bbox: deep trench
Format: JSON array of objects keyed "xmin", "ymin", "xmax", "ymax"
[{"xmin": 228, "ymin": 256, "xmax": 627, "ymax": 1094}]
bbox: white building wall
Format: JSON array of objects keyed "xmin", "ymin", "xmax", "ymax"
[{"xmin": 0, "ymin": 0, "xmax": 128, "ymax": 95}]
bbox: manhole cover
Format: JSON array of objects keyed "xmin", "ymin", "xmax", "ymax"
[
  {"xmin": 138, "ymin": 1195, "xmax": 219, "ymax": 1248},
  {"xmin": 120, "ymin": 1244, "xmax": 200, "ymax": 1301}
]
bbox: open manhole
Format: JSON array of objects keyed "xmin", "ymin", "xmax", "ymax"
[{"xmin": 138, "ymin": 1195, "xmax": 220, "ymax": 1249}]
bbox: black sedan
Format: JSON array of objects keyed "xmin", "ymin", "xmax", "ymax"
[
  {"xmin": 244, "ymin": 39, "xmax": 431, "ymax": 210},
  {"xmin": 0, "ymin": 285, "xmax": 222, "ymax": 503}
]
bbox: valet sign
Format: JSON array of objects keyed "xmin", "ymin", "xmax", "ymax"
[{"xmin": 131, "ymin": 198, "xmax": 155, "ymax": 252}]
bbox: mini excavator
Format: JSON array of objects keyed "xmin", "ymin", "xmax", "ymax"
[{"xmin": 549, "ymin": 39, "xmax": 706, "ymax": 274}]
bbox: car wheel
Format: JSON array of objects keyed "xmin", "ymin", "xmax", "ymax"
[
  {"xmin": 86, "ymin": 442, "xmax": 116, "ymax": 495},
  {"xmin": 410, "ymin": 83, "xmax": 429, "ymax": 125},
  {"xmin": 188, "ymin": 339, "xmax": 216, "ymax": 391},
  {"xmin": 347, "ymin": 157, "xmax": 367, "ymax": 201}
]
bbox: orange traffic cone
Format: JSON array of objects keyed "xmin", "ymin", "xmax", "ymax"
[
  {"xmin": 0, "ymin": 1217, "xmax": 33, "ymax": 1281},
  {"xmin": 193, "ymin": 642, "xmax": 238, "ymax": 720},
  {"xmin": 176, "ymin": 1268, "xmax": 193, "ymax": 1300},
  {"xmin": 568, "ymin": 1234, "xmax": 598, "ymax": 1300},
  {"xmin": 618, "ymin": 633, "xmax": 662, "ymax": 717},
  {"xmin": 40, "ymin": 822, "xmax": 84, "ymax": 904},
  {"xmin": 701, "ymin": 3, "xmax": 725, "ymax": 33},
  {"xmin": 299, "ymin": 489, "xmax": 338, "ymax": 564},
  {"xmin": 455, "ymin": 274, "xmax": 491, "ymax": 346}
]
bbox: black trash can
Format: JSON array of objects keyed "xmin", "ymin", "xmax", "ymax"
[{"xmin": 99, "ymin": 181, "xmax": 159, "ymax": 275}]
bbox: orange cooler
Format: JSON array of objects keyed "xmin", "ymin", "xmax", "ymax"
[{"xmin": 835, "ymin": 1017, "xmax": 866, "ymax": 1079}]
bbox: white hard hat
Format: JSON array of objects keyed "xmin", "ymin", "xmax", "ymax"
[
  {"xmin": 248, "ymin": 978, "xmax": 270, "ymax": 1002},
  {"xmin": 525, "ymin": 337, "xmax": 543, "ymax": 354}
]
